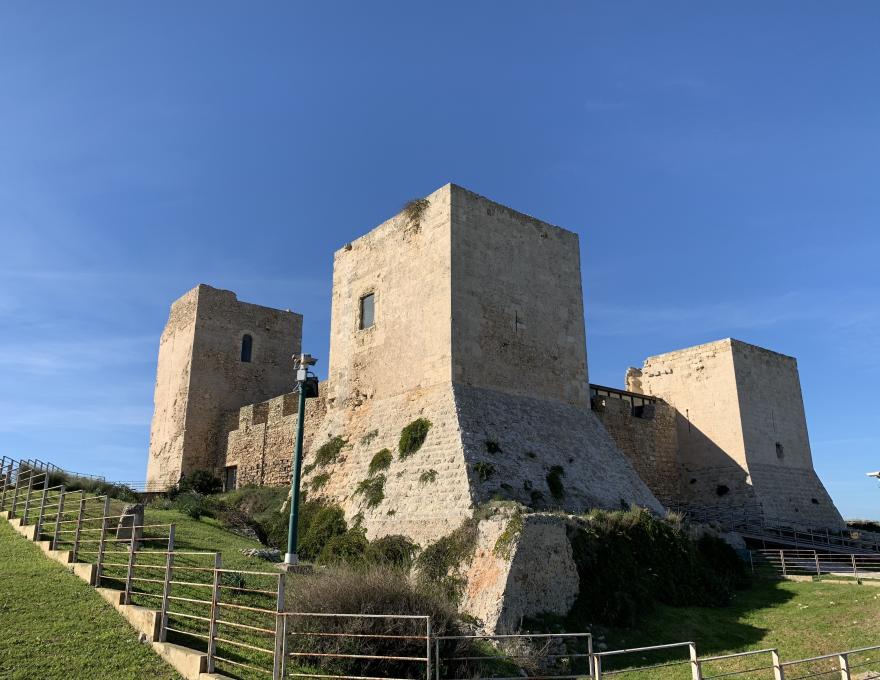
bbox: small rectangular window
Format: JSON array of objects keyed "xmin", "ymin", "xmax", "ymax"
[{"xmin": 360, "ymin": 293, "xmax": 375, "ymax": 329}]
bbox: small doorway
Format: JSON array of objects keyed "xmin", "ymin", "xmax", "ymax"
[{"xmin": 224, "ymin": 465, "xmax": 238, "ymax": 491}]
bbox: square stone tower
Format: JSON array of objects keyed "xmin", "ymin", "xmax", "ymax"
[
  {"xmin": 146, "ymin": 284, "xmax": 302, "ymax": 490},
  {"xmin": 628, "ymin": 338, "xmax": 843, "ymax": 529},
  {"xmin": 302, "ymin": 184, "xmax": 661, "ymax": 542}
]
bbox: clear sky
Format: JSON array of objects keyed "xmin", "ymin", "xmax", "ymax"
[{"xmin": 1, "ymin": 2, "xmax": 877, "ymax": 518}]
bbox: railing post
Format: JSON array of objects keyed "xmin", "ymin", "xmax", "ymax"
[
  {"xmin": 780, "ymin": 550, "xmax": 787, "ymax": 578},
  {"xmin": 425, "ymin": 616, "xmax": 432, "ymax": 680},
  {"xmin": 207, "ymin": 553, "xmax": 222, "ymax": 673},
  {"xmin": 273, "ymin": 572, "xmax": 286, "ymax": 680},
  {"xmin": 772, "ymin": 649, "xmax": 785, "ymax": 680},
  {"xmin": 10, "ymin": 469, "xmax": 23, "ymax": 517},
  {"xmin": 851, "ymin": 555, "xmax": 859, "ymax": 581},
  {"xmin": 749, "ymin": 551, "xmax": 755, "ymax": 574},
  {"xmin": 815, "ymin": 551, "xmax": 821, "ymax": 577},
  {"xmin": 124, "ymin": 519, "xmax": 137, "ymax": 605},
  {"xmin": 593, "ymin": 654, "xmax": 603, "ymax": 680},
  {"xmin": 71, "ymin": 495, "xmax": 86, "ymax": 562},
  {"xmin": 0, "ymin": 461, "xmax": 12, "ymax": 510},
  {"xmin": 22, "ymin": 472, "xmax": 35, "ymax": 524},
  {"xmin": 52, "ymin": 487, "xmax": 66, "ymax": 549},
  {"xmin": 159, "ymin": 525, "xmax": 175, "ymax": 642},
  {"xmin": 838, "ymin": 652, "xmax": 851, "ymax": 680},
  {"xmin": 435, "ymin": 636, "xmax": 440, "ymax": 680},
  {"xmin": 689, "ymin": 642, "xmax": 702, "ymax": 680},
  {"xmin": 587, "ymin": 633, "xmax": 594, "ymax": 677},
  {"xmin": 35, "ymin": 476, "xmax": 49, "ymax": 539},
  {"xmin": 96, "ymin": 496, "xmax": 112, "ymax": 586}
]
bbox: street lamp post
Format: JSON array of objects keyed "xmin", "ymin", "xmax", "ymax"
[{"xmin": 284, "ymin": 353, "xmax": 319, "ymax": 568}]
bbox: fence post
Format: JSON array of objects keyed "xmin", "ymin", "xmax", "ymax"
[
  {"xmin": 96, "ymin": 496, "xmax": 112, "ymax": 586},
  {"xmin": 851, "ymin": 555, "xmax": 859, "ymax": 581},
  {"xmin": 22, "ymin": 472, "xmax": 35, "ymax": 525},
  {"xmin": 273, "ymin": 572, "xmax": 286, "ymax": 680},
  {"xmin": 0, "ymin": 461, "xmax": 12, "ymax": 510},
  {"xmin": 815, "ymin": 551, "xmax": 821, "ymax": 577},
  {"xmin": 124, "ymin": 519, "xmax": 137, "ymax": 605},
  {"xmin": 425, "ymin": 617, "xmax": 432, "ymax": 680},
  {"xmin": 35, "ymin": 476, "xmax": 49, "ymax": 539},
  {"xmin": 780, "ymin": 550, "xmax": 787, "ymax": 578},
  {"xmin": 435, "ymin": 636, "xmax": 441, "ymax": 680},
  {"xmin": 593, "ymin": 654, "xmax": 603, "ymax": 680},
  {"xmin": 772, "ymin": 649, "xmax": 785, "ymax": 680},
  {"xmin": 52, "ymin": 487, "xmax": 66, "ymax": 549},
  {"xmin": 688, "ymin": 642, "xmax": 702, "ymax": 680},
  {"xmin": 159, "ymin": 525, "xmax": 175, "ymax": 642},
  {"xmin": 71, "ymin": 495, "xmax": 86, "ymax": 562},
  {"xmin": 587, "ymin": 633, "xmax": 595, "ymax": 677},
  {"xmin": 10, "ymin": 470, "xmax": 23, "ymax": 518},
  {"xmin": 838, "ymin": 653, "xmax": 851, "ymax": 680},
  {"xmin": 207, "ymin": 553, "xmax": 222, "ymax": 673}
]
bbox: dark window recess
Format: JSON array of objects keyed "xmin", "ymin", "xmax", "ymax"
[
  {"xmin": 689, "ymin": 478, "xmax": 697, "ymax": 485},
  {"xmin": 224, "ymin": 466, "xmax": 238, "ymax": 491},
  {"xmin": 811, "ymin": 498, "xmax": 820, "ymax": 505},
  {"xmin": 360, "ymin": 293, "xmax": 375, "ymax": 329},
  {"xmin": 240, "ymin": 334, "xmax": 253, "ymax": 363},
  {"xmin": 716, "ymin": 484, "xmax": 730, "ymax": 497},
  {"xmin": 775, "ymin": 442, "xmax": 784, "ymax": 459}
]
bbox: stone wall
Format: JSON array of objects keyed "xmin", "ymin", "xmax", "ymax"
[
  {"xmin": 592, "ymin": 397, "xmax": 680, "ymax": 505},
  {"xmin": 147, "ymin": 284, "xmax": 302, "ymax": 490}
]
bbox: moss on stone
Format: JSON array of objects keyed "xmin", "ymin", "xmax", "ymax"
[
  {"xmin": 310, "ymin": 473, "xmax": 330, "ymax": 492},
  {"xmin": 492, "ymin": 512, "xmax": 524, "ymax": 560},
  {"xmin": 419, "ymin": 469, "xmax": 438, "ymax": 484},
  {"xmin": 399, "ymin": 418, "xmax": 432, "ymax": 459}
]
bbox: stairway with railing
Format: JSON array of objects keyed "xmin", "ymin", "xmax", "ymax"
[{"xmin": 672, "ymin": 502, "xmax": 880, "ymax": 554}]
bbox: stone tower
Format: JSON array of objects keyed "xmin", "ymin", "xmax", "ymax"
[
  {"xmin": 146, "ymin": 284, "xmax": 302, "ymax": 490},
  {"xmin": 627, "ymin": 338, "xmax": 843, "ymax": 529},
  {"xmin": 295, "ymin": 184, "xmax": 662, "ymax": 542}
]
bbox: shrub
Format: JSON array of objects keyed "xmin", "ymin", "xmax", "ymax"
[
  {"xmin": 285, "ymin": 564, "xmax": 460, "ymax": 678},
  {"xmin": 473, "ymin": 462, "xmax": 495, "ymax": 482},
  {"xmin": 354, "ymin": 475, "xmax": 386, "ymax": 508},
  {"xmin": 318, "ymin": 528, "xmax": 369, "ymax": 564},
  {"xmin": 298, "ymin": 502, "xmax": 348, "ymax": 561},
  {"xmin": 178, "ymin": 469, "xmax": 223, "ymax": 495},
  {"xmin": 315, "ymin": 436, "xmax": 347, "ymax": 467},
  {"xmin": 175, "ymin": 492, "xmax": 209, "ymax": 520},
  {"xmin": 485, "ymin": 440, "xmax": 502, "ymax": 454},
  {"xmin": 399, "ymin": 419, "xmax": 431, "ymax": 459},
  {"xmin": 365, "ymin": 535, "xmax": 419, "ymax": 569},
  {"xmin": 368, "ymin": 449, "xmax": 392, "ymax": 476},
  {"xmin": 401, "ymin": 197, "xmax": 431, "ymax": 230},
  {"xmin": 416, "ymin": 519, "xmax": 479, "ymax": 602},
  {"xmin": 565, "ymin": 507, "xmax": 749, "ymax": 627},
  {"xmin": 546, "ymin": 466, "xmax": 565, "ymax": 500},
  {"xmin": 419, "ymin": 469, "xmax": 438, "ymax": 484}
]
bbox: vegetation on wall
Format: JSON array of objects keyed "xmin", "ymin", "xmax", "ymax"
[
  {"xmin": 546, "ymin": 465, "xmax": 565, "ymax": 500},
  {"xmin": 492, "ymin": 512, "xmax": 524, "ymax": 559},
  {"xmin": 473, "ymin": 461, "xmax": 495, "ymax": 482},
  {"xmin": 485, "ymin": 440, "xmax": 502, "ymax": 454},
  {"xmin": 399, "ymin": 418, "xmax": 432, "ymax": 459},
  {"xmin": 419, "ymin": 469, "xmax": 438, "ymax": 484},
  {"xmin": 416, "ymin": 518, "xmax": 479, "ymax": 602},
  {"xmin": 315, "ymin": 436, "xmax": 347, "ymax": 467},
  {"xmin": 368, "ymin": 449, "xmax": 393, "ymax": 476},
  {"xmin": 354, "ymin": 475, "xmax": 386, "ymax": 508},
  {"xmin": 401, "ymin": 197, "xmax": 430, "ymax": 231},
  {"xmin": 310, "ymin": 473, "xmax": 331, "ymax": 492}
]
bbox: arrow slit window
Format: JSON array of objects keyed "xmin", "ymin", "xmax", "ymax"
[{"xmin": 360, "ymin": 293, "xmax": 375, "ymax": 330}]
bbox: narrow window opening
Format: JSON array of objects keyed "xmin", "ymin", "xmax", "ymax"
[
  {"xmin": 224, "ymin": 466, "xmax": 238, "ymax": 491},
  {"xmin": 359, "ymin": 293, "xmax": 375, "ymax": 330},
  {"xmin": 775, "ymin": 442, "xmax": 784, "ymax": 459},
  {"xmin": 716, "ymin": 484, "xmax": 730, "ymax": 497},
  {"xmin": 240, "ymin": 334, "xmax": 253, "ymax": 363}
]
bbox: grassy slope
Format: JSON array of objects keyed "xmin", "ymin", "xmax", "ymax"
[
  {"xmin": 600, "ymin": 579, "xmax": 880, "ymax": 678},
  {"xmin": 0, "ymin": 520, "xmax": 183, "ymax": 680}
]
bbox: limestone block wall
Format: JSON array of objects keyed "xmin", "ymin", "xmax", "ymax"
[{"xmin": 592, "ymin": 397, "xmax": 680, "ymax": 505}]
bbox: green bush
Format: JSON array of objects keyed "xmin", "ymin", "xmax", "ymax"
[
  {"xmin": 315, "ymin": 436, "xmax": 347, "ymax": 467},
  {"xmin": 419, "ymin": 469, "xmax": 438, "ymax": 484},
  {"xmin": 298, "ymin": 502, "xmax": 348, "ymax": 560},
  {"xmin": 473, "ymin": 462, "xmax": 495, "ymax": 482},
  {"xmin": 399, "ymin": 419, "xmax": 432, "ymax": 459},
  {"xmin": 365, "ymin": 535, "xmax": 419, "ymax": 569},
  {"xmin": 368, "ymin": 449, "xmax": 393, "ymax": 476},
  {"xmin": 354, "ymin": 475, "xmax": 386, "ymax": 508},
  {"xmin": 416, "ymin": 519, "xmax": 479, "ymax": 602},
  {"xmin": 311, "ymin": 473, "xmax": 331, "ymax": 492},
  {"xmin": 565, "ymin": 508, "xmax": 749, "ymax": 627},
  {"xmin": 175, "ymin": 492, "xmax": 209, "ymax": 520},
  {"xmin": 318, "ymin": 528, "xmax": 370, "ymax": 564},
  {"xmin": 546, "ymin": 466, "xmax": 565, "ymax": 500}
]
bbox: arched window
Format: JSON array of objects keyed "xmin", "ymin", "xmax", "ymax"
[{"xmin": 240, "ymin": 334, "xmax": 253, "ymax": 363}]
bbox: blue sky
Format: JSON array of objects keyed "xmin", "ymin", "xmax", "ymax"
[{"xmin": 0, "ymin": 2, "xmax": 877, "ymax": 518}]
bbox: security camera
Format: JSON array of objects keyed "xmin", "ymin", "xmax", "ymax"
[{"xmin": 293, "ymin": 353, "xmax": 318, "ymax": 368}]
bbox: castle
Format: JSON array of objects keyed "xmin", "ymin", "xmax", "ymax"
[{"xmin": 146, "ymin": 184, "xmax": 844, "ymax": 545}]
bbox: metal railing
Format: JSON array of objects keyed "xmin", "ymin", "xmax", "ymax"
[{"xmin": 752, "ymin": 550, "xmax": 880, "ymax": 581}]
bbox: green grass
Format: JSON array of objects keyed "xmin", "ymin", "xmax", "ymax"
[
  {"xmin": 597, "ymin": 579, "xmax": 880, "ymax": 679},
  {"xmin": 0, "ymin": 519, "xmax": 183, "ymax": 680}
]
